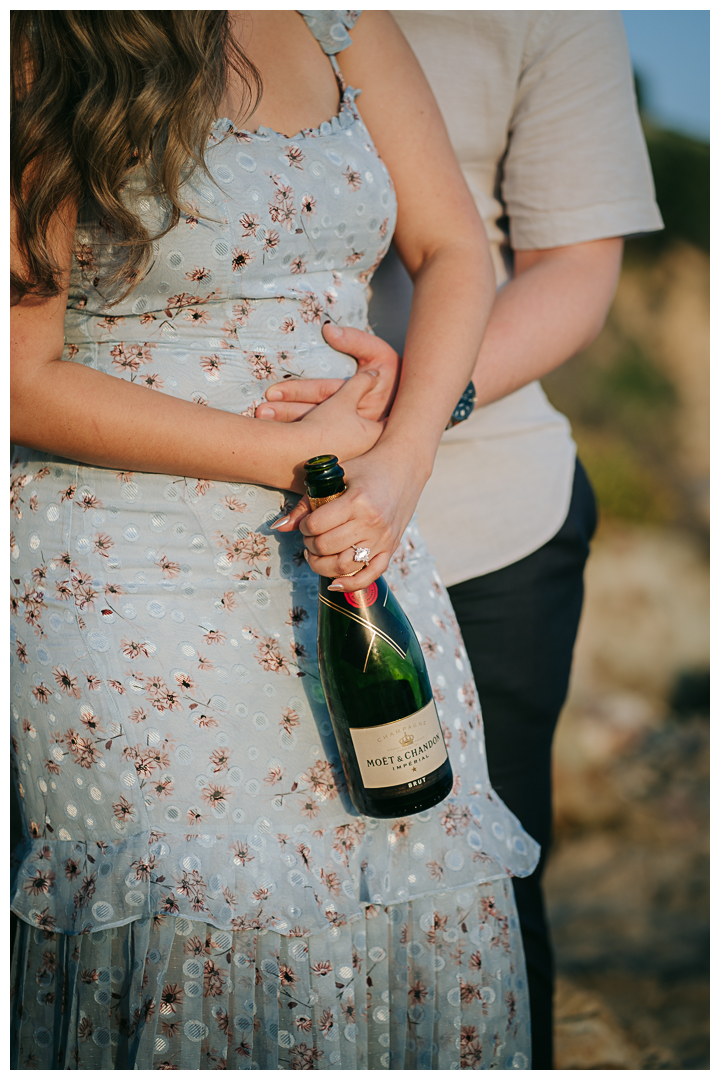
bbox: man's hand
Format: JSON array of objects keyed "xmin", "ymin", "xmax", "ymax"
[{"xmin": 255, "ymin": 323, "xmax": 401, "ymax": 423}]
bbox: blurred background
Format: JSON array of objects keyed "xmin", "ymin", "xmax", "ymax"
[{"xmin": 541, "ymin": 9, "xmax": 709, "ymax": 1069}]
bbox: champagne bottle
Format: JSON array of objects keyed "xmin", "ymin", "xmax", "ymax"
[{"xmin": 304, "ymin": 454, "xmax": 453, "ymax": 818}]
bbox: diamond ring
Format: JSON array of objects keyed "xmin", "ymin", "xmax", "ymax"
[{"xmin": 351, "ymin": 543, "xmax": 371, "ymax": 565}]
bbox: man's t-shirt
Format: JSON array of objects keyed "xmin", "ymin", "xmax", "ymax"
[{"xmin": 370, "ymin": 11, "xmax": 663, "ymax": 585}]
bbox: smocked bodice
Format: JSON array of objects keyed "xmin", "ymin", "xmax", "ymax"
[{"xmin": 64, "ymin": 79, "xmax": 396, "ymax": 418}]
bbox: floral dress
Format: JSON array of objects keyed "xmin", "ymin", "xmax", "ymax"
[{"xmin": 10, "ymin": 11, "xmax": 537, "ymax": 1070}]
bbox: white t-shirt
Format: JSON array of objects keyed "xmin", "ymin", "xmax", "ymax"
[{"xmin": 370, "ymin": 11, "xmax": 663, "ymax": 585}]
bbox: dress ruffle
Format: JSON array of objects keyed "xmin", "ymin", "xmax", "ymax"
[
  {"xmin": 211, "ymin": 83, "xmax": 361, "ymax": 144},
  {"xmin": 11, "ymin": 879, "xmax": 531, "ymax": 1069},
  {"xmin": 12, "ymin": 780, "xmax": 537, "ymax": 938}
]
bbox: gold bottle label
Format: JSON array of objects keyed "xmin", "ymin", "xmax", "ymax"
[
  {"xmin": 349, "ymin": 699, "xmax": 448, "ymax": 789},
  {"xmin": 308, "ymin": 488, "xmax": 345, "ymax": 510}
]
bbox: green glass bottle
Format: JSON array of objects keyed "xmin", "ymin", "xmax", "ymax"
[{"xmin": 304, "ymin": 454, "xmax": 453, "ymax": 818}]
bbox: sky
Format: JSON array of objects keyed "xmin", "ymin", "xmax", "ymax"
[{"xmin": 621, "ymin": 10, "xmax": 710, "ymax": 141}]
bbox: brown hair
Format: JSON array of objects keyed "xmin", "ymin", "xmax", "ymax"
[{"xmin": 11, "ymin": 11, "xmax": 261, "ymax": 304}]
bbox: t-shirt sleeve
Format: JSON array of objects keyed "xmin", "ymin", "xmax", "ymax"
[{"xmin": 504, "ymin": 11, "xmax": 663, "ymax": 250}]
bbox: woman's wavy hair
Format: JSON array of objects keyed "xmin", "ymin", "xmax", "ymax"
[{"xmin": 11, "ymin": 10, "xmax": 262, "ymax": 304}]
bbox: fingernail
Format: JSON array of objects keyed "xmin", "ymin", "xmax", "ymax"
[
  {"xmin": 273, "ymin": 517, "xmax": 290, "ymax": 529},
  {"xmin": 367, "ymin": 370, "xmax": 379, "ymax": 377},
  {"xmin": 327, "ymin": 582, "xmax": 345, "ymax": 590},
  {"xmin": 260, "ymin": 407, "xmax": 275, "ymax": 419},
  {"xmin": 266, "ymin": 388, "xmax": 282, "ymax": 400},
  {"xmin": 303, "ymin": 548, "xmax": 310, "ymax": 560}
]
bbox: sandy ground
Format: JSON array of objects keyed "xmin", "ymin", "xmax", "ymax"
[{"xmin": 546, "ymin": 523, "xmax": 709, "ymax": 1069}]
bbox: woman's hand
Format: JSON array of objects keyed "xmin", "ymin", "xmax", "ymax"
[
  {"xmin": 273, "ymin": 442, "xmax": 428, "ymax": 590},
  {"xmin": 279, "ymin": 367, "xmax": 386, "ymax": 488},
  {"xmin": 255, "ymin": 323, "xmax": 401, "ymax": 424},
  {"xmin": 12, "ymin": 249, "xmax": 385, "ymax": 489}
]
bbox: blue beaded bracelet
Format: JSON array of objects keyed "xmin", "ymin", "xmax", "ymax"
[{"xmin": 445, "ymin": 381, "xmax": 477, "ymax": 429}]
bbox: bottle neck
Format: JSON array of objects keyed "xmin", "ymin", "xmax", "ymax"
[
  {"xmin": 304, "ymin": 454, "xmax": 346, "ymax": 507},
  {"xmin": 304, "ymin": 454, "xmax": 347, "ymax": 585}
]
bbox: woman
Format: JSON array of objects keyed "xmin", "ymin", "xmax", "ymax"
[{"xmin": 11, "ymin": 11, "xmax": 538, "ymax": 1069}]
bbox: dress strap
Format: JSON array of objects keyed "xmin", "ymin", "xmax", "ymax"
[{"xmin": 297, "ymin": 10, "xmax": 361, "ymax": 55}]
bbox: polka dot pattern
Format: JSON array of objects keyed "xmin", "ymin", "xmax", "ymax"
[{"xmin": 10, "ymin": 11, "xmax": 536, "ymax": 1068}]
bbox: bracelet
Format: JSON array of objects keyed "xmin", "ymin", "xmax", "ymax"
[{"xmin": 445, "ymin": 381, "xmax": 476, "ymax": 429}]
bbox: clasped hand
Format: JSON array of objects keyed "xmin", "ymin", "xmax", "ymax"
[
  {"xmin": 256, "ymin": 324, "xmax": 401, "ymax": 426},
  {"xmin": 262, "ymin": 324, "xmax": 410, "ymax": 590}
]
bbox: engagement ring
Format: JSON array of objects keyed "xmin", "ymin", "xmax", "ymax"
[{"xmin": 352, "ymin": 544, "xmax": 371, "ymax": 565}]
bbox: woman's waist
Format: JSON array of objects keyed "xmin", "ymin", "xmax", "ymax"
[
  {"xmin": 62, "ymin": 291, "xmax": 367, "ymax": 402},
  {"xmin": 59, "ymin": 335, "xmax": 358, "ymax": 411},
  {"xmin": 65, "ymin": 274, "xmax": 370, "ymax": 336}
]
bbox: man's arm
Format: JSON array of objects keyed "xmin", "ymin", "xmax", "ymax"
[
  {"xmin": 256, "ymin": 236, "xmax": 624, "ymax": 422},
  {"xmin": 470, "ymin": 237, "xmax": 623, "ymax": 407}
]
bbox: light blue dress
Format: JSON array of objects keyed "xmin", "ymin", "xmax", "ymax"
[{"xmin": 10, "ymin": 11, "xmax": 537, "ymax": 1069}]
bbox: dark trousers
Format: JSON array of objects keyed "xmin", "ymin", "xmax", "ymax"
[{"xmin": 447, "ymin": 459, "xmax": 597, "ymax": 1069}]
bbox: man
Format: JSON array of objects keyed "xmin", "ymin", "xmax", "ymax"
[{"xmin": 257, "ymin": 11, "xmax": 662, "ymax": 1066}]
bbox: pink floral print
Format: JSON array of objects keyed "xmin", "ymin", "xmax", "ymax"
[{"xmin": 10, "ymin": 10, "xmax": 535, "ymax": 1070}]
